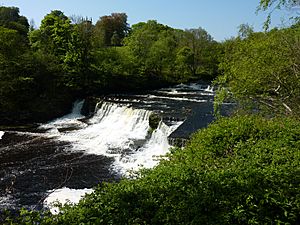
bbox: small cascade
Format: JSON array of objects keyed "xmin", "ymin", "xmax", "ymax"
[
  {"xmin": 58, "ymin": 102, "xmax": 152, "ymax": 157},
  {"xmin": 204, "ymin": 85, "xmax": 214, "ymax": 92},
  {"xmin": 39, "ymin": 100, "xmax": 86, "ymax": 134},
  {"xmin": 0, "ymin": 131, "xmax": 4, "ymax": 139},
  {"xmin": 113, "ymin": 121, "xmax": 182, "ymax": 175}
]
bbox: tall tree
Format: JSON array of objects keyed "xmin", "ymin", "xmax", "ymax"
[
  {"xmin": 31, "ymin": 10, "xmax": 72, "ymax": 58},
  {"xmin": 180, "ymin": 27, "xmax": 217, "ymax": 77},
  {"xmin": 237, "ymin": 23, "xmax": 254, "ymax": 39},
  {"xmin": 124, "ymin": 20, "xmax": 174, "ymax": 76},
  {"xmin": 0, "ymin": 6, "xmax": 29, "ymax": 42},
  {"xmin": 94, "ymin": 13, "xmax": 129, "ymax": 47},
  {"xmin": 64, "ymin": 18, "xmax": 95, "ymax": 90}
]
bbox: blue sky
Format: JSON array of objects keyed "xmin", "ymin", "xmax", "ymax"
[{"xmin": 0, "ymin": 0, "xmax": 294, "ymax": 41}]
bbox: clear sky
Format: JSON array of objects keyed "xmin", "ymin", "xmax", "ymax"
[{"xmin": 0, "ymin": 0, "xmax": 294, "ymax": 41}]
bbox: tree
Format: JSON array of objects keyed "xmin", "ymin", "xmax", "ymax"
[
  {"xmin": 29, "ymin": 11, "xmax": 92, "ymax": 90},
  {"xmin": 175, "ymin": 46, "xmax": 195, "ymax": 80},
  {"xmin": 146, "ymin": 30, "xmax": 177, "ymax": 77},
  {"xmin": 237, "ymin": 23, "xmax": 254, "ymax": 39},
  {"xmin": 64, "ymin": 18, "xmax": 95, "ymax": 90},
  {"xmin": 0, "ymin": 6, "xmax": 29, "ymax": 41},
  {"xmin": 123, "ymin": 20, "xmax": 172, "ymax": 76},
  {"xmin": 258, "ymin": 0, "xmax": 300, "ymax": 29},
  {"xmin": 0, "ymin": 26, "xmax": 26, "ymax": 58},
  {"xmin": 33, "ymin": 10, "xmax": 72, "ymax": 58},
  {"xmin": 180, "ymin": 27, "xmax": 218, "ymax": 77},
  {"xmin": 216, "ymin": 27, "xmax": 300, "ymax": 116},
  {"xmin": 94, "ymin": 13, "xmax": 129, "ymax": 47},
  {"xmin": 259, "ymin": 0, "xmax": 300, "ymax": 10}
]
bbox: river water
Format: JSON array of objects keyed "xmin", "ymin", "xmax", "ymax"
[{"xmin": 0, "ymin": 81, "xmax": 227, "ymax": 211}]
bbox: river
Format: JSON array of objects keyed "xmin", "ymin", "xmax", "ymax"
[{"xmin": 0, "ymin": 81, "xmax": 230, "ymax": 211}]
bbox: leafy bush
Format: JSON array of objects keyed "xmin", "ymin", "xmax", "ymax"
[{"xmin": 3, "ymin": 115, "xmax": 300, "ymax": 224}]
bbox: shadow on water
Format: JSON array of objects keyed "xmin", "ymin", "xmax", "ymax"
[{"xmin": 0, "ymin": 132, "xmax": 116, "ymax": 210}]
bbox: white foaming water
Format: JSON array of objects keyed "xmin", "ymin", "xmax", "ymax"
[
  {"xmin": 59, "ymin": 102, "xmax": 152, "ymax": 156},
  {"xmin": 204, "ymin": 85, "xmax": 214, "ymax": 92},
  {"xmin": 113, "ymin": 121, "xmax": 183, "ymax": 175},
  {"xmin": 39, "ymin": 100, "xmax": 86, "ymax": 135},
  {"xmin": 44, "ymin": 187, "xmax": 93, "ymax": 214},
  {"xmin": 0, "ymin": 131, "xmax": 4, "ymax": 139},
  {"xmin": 41, "ymin": 100, "xmax": 182, "ymax": 176},
  {"xmin": 137, "ymin": 95, "xmax": 208, "ymax": 103}
]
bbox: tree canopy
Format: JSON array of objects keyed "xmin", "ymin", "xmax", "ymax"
[
  {"xmin": 215, "ymin": 25, "xmax": 300, "ymax": 117},
  {"xmin": 258, "ymin": 0, "xmax": 300, "ymax": 29}
]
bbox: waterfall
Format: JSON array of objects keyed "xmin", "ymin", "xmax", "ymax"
[
  {"xmin": 44, "ymin": 188, "xmax": 93, "ymax": 214},
  {"xmin": 44, "ymin": 119, "xmax": 182, "ymax": 213},
  {"xmin": 1, "ymin": 81, "xmax": 216, "ymax": 211},
  {"xmin": 39, "ymin": 100, "xmax": 86, "ymax": 135},
  {"xmin": 41, "ymin": 100, "xmax": 182, "ymax": 175},
  {"xmin": 0, "ymin": 131, "xmax": 4, "ymax": 139},
  {"xmin": 59, "ymin": 102, "xmax": 152, "ymax": 157},
  {"xmin": 113, "ymin": 121, "xmax": 182, "ymax": 175}
]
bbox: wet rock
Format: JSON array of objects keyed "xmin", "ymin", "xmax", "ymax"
[
  {"xmin": 81, "ymin": 97, "xmax": 100, "ymax": 117},
  {"xmin": 149, "ymin": 113, "xmax": 161, "ymax": 130}
]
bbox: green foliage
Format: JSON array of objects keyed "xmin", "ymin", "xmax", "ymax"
[
  {"xmin": 123, "ymin": 20, "xmax": 171, "ymax": 75},
  {"xmin": 237, "ymin": 23, "xmax": 254, "ymax": 39},
  {"xmin": 258, "ymin": 0, "xmax": 300, "ymax": 29},
  {"xmin": 5, "ymin": 116, "xmax": 299, "ymax": 224},
  {"xmin": 34, "ymin": 10, "xmax": 72, "ymax": 59},
  {"xmin": 93, "ymin": 13, "xmax": 129, "ymax": 47},
  {"xmin": 0, "ymin": 26, "xmax": 26, "ymax": 58},
  {"xmin": 258, "ymin": 0, "xmax": 300, "ymax": 12},
  {"xmin": 61, "ymin": 116, "xmax": 300, "ymax": 224},
  {"xmin": 123, "ymin": 21, "xmax": 219, "ymax": 82},
  {"xmin": 0, "ymin": 6, "xmax": 29, "ymax": 37},
  {"xmin": 216, "ymin": 26, "xmax": 300, "ymax": 117}
]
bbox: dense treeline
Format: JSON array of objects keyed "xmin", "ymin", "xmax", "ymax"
[{"xmin": 0, "ymin": 6, "xmax": 220, "ymax": 125}]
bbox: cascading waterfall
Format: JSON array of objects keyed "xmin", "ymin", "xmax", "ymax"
[
  {"xmin": 44, "ymin": 188, "xmax": 93, "ymax": 214},
  {"xmin": 39, "ymin": 100, "xmax": 86, "ymax": 135},
  {"xmin": 41, "ymin": 101, "xmax": 180, "ymax": 175},
  {"xmin": 0, "ymin": 131, "xmax": 4, "ymax": 139},
  {"xmin": 204, "ymin": 85, "xmax": 214, "ymax": 92},
  {"xmin": 113, "ymin": 121, "xmax": 181, "ymax": 175},
  {"xmin": 59, "ymin": 102, "xmax": 152, "ymax": 157}
]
